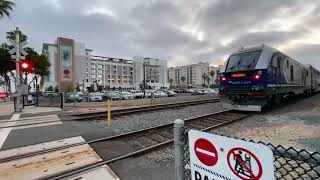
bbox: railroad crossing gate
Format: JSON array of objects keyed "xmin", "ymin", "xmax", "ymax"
[{"xmin": 188, "ymin": 130, "xmax": 274, "ymax": 180}]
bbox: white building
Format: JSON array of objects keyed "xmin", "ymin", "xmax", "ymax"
[
  {"xmin": 42, "ymin": 37, "xmax": 92, "ymax": 92},
  {"xmin": 88, "ymin": 56, "xmax": 134, "ymax": 90},
  {"xmin": 43, "ymin": 37, "xmax": 168, "ymax": 91},
  {"xmin": 132, "ymin": 56, "xmax": 168, "ymax": 89},
  {"xmin": 168, "ymin": 62, "xmax": 222, "ymax": 87}
]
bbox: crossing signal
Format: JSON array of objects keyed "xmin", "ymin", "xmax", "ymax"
[{"xmin": 19, "ymin": 60, "xmax": 32, "ymax": 72}]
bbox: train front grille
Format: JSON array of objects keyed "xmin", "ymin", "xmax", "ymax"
[{"xmin": 226, "ymin": 88, "xmax": 251, "ymax": 94}]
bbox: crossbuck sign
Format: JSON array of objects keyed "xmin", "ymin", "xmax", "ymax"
[{"xmin": 188, "ymin": 130, "xmax": 274, "ymax": 180}]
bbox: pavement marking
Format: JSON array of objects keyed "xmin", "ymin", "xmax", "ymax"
[
  {"xmin": 0, "ymin": 136, "xmax": 120, "ymax": 180},
  {"xmin": 0, "ymin": 114, "xmax": 62, "ymax": 130},
  {"xmin": 0, "ymin": 113, "xmax": 20, "ymax": 149},
  {"xmin": 0, "ymin": 136, "xmax": 85, "ymax": 159}
]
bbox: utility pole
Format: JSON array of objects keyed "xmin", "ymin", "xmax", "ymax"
[{"xmin": 143, "ymin": 61, "xmax": 146, "ymax": 96}]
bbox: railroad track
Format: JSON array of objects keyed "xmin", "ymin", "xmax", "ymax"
[
  {"xmin": 69, "ymin": 98, "xmax": 220, "ymax": 120},
  {"xmin": 0, "ymin": 110, "xmax": 253, "ymax": 179},
  {"xmin": 1, "ymin": 110, "xmax": 252, "ymax": 180}
]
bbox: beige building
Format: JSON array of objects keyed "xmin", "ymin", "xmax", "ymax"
[{"xmin": 168, "ymin": 62, "xmax": 222, "ymax": 87}]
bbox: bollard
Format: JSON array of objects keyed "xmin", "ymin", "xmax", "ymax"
[
  {"xmin": 174, "ymin": 119, "xmax": 185, "ymax": 180},
  {"xmin": 107, "ymin": 99, "xmax": 111, "ymax": 127}
]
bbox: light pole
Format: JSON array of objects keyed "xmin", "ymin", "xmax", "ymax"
[{"xmin": 143, "ymin": 61, "xmax": 145, "ymax": 96}]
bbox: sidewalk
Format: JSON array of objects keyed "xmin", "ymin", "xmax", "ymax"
[
  {"xmin": 0, "ymin": 101, "xmax": 63, "ymax": 119},
  {"xmin": 0, "ymin": 102, "xmax": 14, "ymax": 116}
]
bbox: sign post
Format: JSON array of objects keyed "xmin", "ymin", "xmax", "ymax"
[
  {"xmin": 188, "ymin": 130, "xmax": 274, "ymax": 180},
  {"xmin": 9, "ymin": 27, "xmax": 28, "ymax": 112}
]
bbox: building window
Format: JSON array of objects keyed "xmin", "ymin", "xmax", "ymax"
[
  {"xmin": 287, "ymin": 59, "xmax": 289, "ymax": 68},
  {"xmin": 91, "ymin": 75, "xmax": 96, "ymax": 78}
]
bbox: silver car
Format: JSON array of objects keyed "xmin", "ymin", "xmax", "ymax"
[
  {"xmin": 88, "ymin": 93, "xmax": 103, "ymax": 102},
  {"xmin": 118, "ymin": 92, "xmax": 134, "ymax": 100}
]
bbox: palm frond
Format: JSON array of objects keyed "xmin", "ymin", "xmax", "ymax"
[{"xmin": 0, "ymin": 0, "xmax": 15, "ymax": 18}]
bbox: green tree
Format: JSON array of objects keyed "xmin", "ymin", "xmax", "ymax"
[
  {"xmin": 168, "ymin": 78, "xmax": 173, "ymax": 88},
  {"xmin": 209, "ymin": 70, "xmax": 215, "ymax": 85},
  {"xmin": 0, "ymin": 0, "xmax": 15, "ymax": 18},
  {"xmin": 6, "ymin": 30, "xmax": 27, "ymax": 42},
  {"xmin": 54, "ymin": 85, "xmax": 59, "ymax": 93},
  {"xmin": 0, "ymin": 46, "xmax": 15, "ymax": 93},
  {"xmin": 47, "ymin": 85, "xmax": 53, "ymax": 91},
  {"xmin": 75, "ymin": 82, "xmax": 81, "ymax": 92},
  {"xmin": 206, "ymin": 76, "xmax": 211, "ymax": 86},
  {"xmin": 24, "ymin": 47, "xmax": 50, "ymax": 91},
  {"xmin": 5, "ymin": 30, "xmax": 51, "ymax": 91},
  {"xmin": 180, "ymin": 76, "xmax": 186, "ymax": 84},
  {"xmin": 202, "ymin": 73, "xmax": 207, "ymax": 84}
]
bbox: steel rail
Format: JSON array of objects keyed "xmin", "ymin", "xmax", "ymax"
[
  {"xmin": 0, "ymin": 110, "xmax": 226, "ymax": 163},
  {"xmin": 40, "ymin": 111, "xmax": 254, "ymax": 180},
  {"xmin": 69, "ymin": 98, "xmax": 220, "ymax": 120}
]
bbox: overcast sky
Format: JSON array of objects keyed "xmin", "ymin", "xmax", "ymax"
[{"xmin": 0, "ymin": 0, "xmax": 319, "ymax": 68}]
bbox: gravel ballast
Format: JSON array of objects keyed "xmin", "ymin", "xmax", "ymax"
[
  {"xmin": 110, "ymin": 94, "xmax": 320, "ymax": 180},
  {"xmin": 96, "ymin": 102, "xmax": 224, "ymax": 133}
]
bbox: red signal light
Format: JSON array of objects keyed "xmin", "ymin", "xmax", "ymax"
[
  {"xmin": 19, "ymin": 60, "xmax": 32, "ymax": 72},
  {"xmin": 21, "ymin": 62, "xmax": 29, "ymax": 69}
]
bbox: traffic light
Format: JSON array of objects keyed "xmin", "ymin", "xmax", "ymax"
[{"xmin": 19, "ymin": 60, "xmax": 32, "ymax": 72}]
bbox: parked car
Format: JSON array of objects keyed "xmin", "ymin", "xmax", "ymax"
[
  {"xmin": 88, "ymin": 93, "xmax": 103, "ymax": 102},
  {"xmin": 155, "ymin": 91, "xmax": 168, "ymax": 98},
  {"xmin": 174, "ymin": 89, "xmax": 184, "ymax": 93},
  {"xmin": 118, "ymin": 92, "xmax": 134, "ymax": 100},
  {"xmin": 144, "ymin": 90, "xmax": 152, "ymax": 98},
  {"xmin": 65, "ymin": 93, "xmax": 82, "ymax": 103},
  {"xmin": 105, "ymin": 92, "xmax": 120, "ymax": 101},
  {"xmin": 191, "ymin": 90, "xmax": 207, "ymax": 95},
  {"xmin": 76, "ymin": 92, "xmax": 83, "ymax": 96},
  {"xmin": 44, "ymin": 91, "xmax": 55, "ymax": 97},
  {"xmin": 166, "ymin": 90, "xmax": 177, "ymax": 97},
  {"xmin": 94, "ymin": 92, "xmax": 108, "ymax": 101},
  {"xmin": 129, "ymin": 90, "xmax": 144, "ymax": 99},
  {"xmin": 206, "ymin": 88, "xmax": 219, "ymax": 95}
]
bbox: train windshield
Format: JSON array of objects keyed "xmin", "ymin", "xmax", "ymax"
[{"xmin": 226, "ymin": 50, "xmax": 262, "ymax": 72}]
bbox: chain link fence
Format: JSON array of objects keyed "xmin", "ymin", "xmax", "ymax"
[{"xmin": 175, "ymin": 123, "xmax": 320, "ymax": 180}]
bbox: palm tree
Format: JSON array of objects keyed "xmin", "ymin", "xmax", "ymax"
[
  {"xmin": 6, "ymin": 30, "xmax": 27, "ymax": 42},
  {"xmin": 209, "ymin": 70, "xmax": 215, "ymax": 85},
  {"xmin": 169, "ymin": 78, "xmax": 173, "ymax": 87},
  {"xmin": 206, "ymin": 76, "xmax": 211, "ymax": 87},
  {"xmin": 202, "ymin": 73, "xmax": 207, "ymax": 84},
  {"xmin": 0, "ymin": 0, "xmax": 15, "ymax": 18},
  {"xmin": 181, "ymin": 76, "xmax": 186, "ymax": 84}
]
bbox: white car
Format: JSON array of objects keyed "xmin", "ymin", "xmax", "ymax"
[
  {"xmin": 156, "ymin": 91, "xmax": 168, "ymax": 98},
  {"xmin": 129, "ymin": 90, "xmax": 145, "ymax": 99},
  {"xmin": 88, "ymin": 93, "xmax": 103, "ymax": 102},
  {"xmin": 118, "ymin": 92, "xmax": 134, "ymax": 100},
  {"xmin": 206, "ymin": 88, "xmax": 219, "ymax": 94}
]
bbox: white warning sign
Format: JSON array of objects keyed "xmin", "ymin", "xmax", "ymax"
[{"xmin": 188, "ymin": 130, "xmax": 274, "ymax": 180}]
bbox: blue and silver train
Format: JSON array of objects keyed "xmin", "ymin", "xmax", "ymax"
[{"xmin": 219, "ymin": 45, "xmax": 320, "ymax": 111}]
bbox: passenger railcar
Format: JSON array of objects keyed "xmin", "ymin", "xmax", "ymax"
[{"xmin": 219, "ymin": 45, "xmax": 320, "ymax": 111}]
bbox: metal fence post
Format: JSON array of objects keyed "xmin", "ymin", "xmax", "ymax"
[
  {"xmin": 60, "ymin": 92, "xmax": 64, "ymax": 109},
  {"xmin": 174, "ymin": 119, "xmax": 185, "ymax": 180}
]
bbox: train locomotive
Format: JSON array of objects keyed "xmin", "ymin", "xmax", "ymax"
[{"xmin": 219, "ymin": 45, "xmax": 320, "ymax": 111}]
